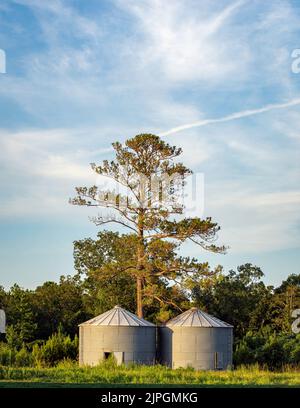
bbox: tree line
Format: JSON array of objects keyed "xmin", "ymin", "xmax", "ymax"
[{"xmin": 0, "ymin": 234, "xmax": 299, "ymax": 368}]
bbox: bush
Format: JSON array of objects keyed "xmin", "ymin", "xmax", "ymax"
[
  {"xmin": 260, "ymin": 335, "xmax": 286, "ymax": 369},
  {"xmin": 38, "ymin": 332, "xmax": 78, "ymax": 366},
  {"xmin": 0, "ymin": 332, "xmax": 78, "ymax": 368},
  {"xmin": 234, "ymin": 331, "xmax": 300, "ymax": 369},
  {"xmin": 5, "ymin": 326, "xmax": 22, "ymax": 350},
  {"xmin": 30, "ymin": 343, "xmax": 42, "ymax": 367},
  {"xmin": 0, "ymin": 342, "xmax": 16, "ymax": 366},
  {"xmin": 15, "ymin": 346, "xmax": 33, "ymax": 367}
]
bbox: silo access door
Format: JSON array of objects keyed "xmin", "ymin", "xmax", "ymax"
[
  {"xmin": 214, "ymin": 352, "xmax": 224, "ymax": 369},
  {"xmin": 103, "ymin": 351, "xmax": 124, "ymax": 365},
  {"xmin": 113, "ymin": 352, "xmax": 124, "ymax": 365}
]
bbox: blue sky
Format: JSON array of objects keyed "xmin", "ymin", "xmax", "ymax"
[{"xmin": 0, "ymin": 0, "xmax": 300, "ymax": 289}]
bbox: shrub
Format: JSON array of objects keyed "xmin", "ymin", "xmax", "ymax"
[
  {"xmin": 15, "ymin": 346, "xmax": 33, "ymax": 367},
  {"xmin": 38, "ymin": 332, "xmax": 78, "ymax": 366},
  {"xmin": 234, "ymin": 331, "xmax": 300, "ymax": 369},
  {"xmin": 0, "ymin": 342, "xmax": 16, "ymax": 366},
  {"xmin": 0, "ymin": 332, "xmax": 78, "ymax": 368},
  {"xmin": 260, "ymin": 335, "xmax": 286, "ymax": 369},
  {"xmin": 32, "ymin": 343, "xmax": 44, "ymax": 367}
]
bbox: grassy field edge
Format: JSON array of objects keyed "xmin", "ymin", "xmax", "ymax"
[{"xmin": 1, "ymin": 362, "xmax": 300, "ymax": 387}]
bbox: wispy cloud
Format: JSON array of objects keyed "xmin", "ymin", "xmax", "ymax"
[
  {"xmin": 1, "ymin": 0, "xmax": 299, "ymax": 129},
  {"xmin": 160, "ymin": 98, "xmax": 300, "ymax": 136},
  {"xmin": 205, "ymin": 0, "xmax": 247, "ymax": 35},
  {"xmin": 0, "ymin": 128, "xmax": 98, "ymax": 219},
  {"xmin": 119, "ymin": 0, "xmax": 249, "ymax": 83}
]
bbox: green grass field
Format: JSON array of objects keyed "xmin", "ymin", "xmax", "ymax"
[{"xmin": 0, "ymin": 362, "xmax": 300, "ymax": 387}]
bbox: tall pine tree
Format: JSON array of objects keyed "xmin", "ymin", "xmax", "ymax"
[{"xmin": 71, "ymin": 134, "xmax": 225, "ymax": 317}]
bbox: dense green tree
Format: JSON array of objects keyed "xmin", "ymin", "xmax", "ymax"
[
  {"xmin": 5, "ymin": 285, "xmax": 36, "ymax": 348},
  {"xmin": 74, "ymin": 231, "xmax": 138, "ymax": 315},
  {"xmin": 0, "ymin": 285, "xmax": 6, "ymax": 308},
  {"xmin": 251, "ymin": 274, "xmax": 300, "ymax": 333},
  {"xmin": 74, "ymin": 230, "xmax": 189, "ymax": 322},
  {"xmin": 276, "ymin": 274, "xmax": 300, "ymax": 292},
  {"xmin": 234, "ymin": 330, "xmax": 300, "ymax": 368},
  {"xmin": 193, "ymin": 266, "xmax": 300, "ymax": 338},
  {"xmin": 32, "ymin": 276, "xmax": 87, "ymax": 339},
  {"xmin": 71, "ymin": 134, "xmax": 225, "ymax": 317},
  {"xmin": 192, "ymin": 264, "xmax": 270, "ymax": 338}
]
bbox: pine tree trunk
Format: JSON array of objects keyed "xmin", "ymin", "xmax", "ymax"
[
  {"xmin": 136, "ymin": 211, "xmax": 144, "ymax": 318},
  {"xmin": 136, "ymin": 276, "xmax": 143, "ymax": 318}
]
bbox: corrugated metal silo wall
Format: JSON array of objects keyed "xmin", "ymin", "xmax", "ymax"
[
  {"xmin": 79, "ymin": 326, "xmax": 156, "ymax": 366},
  {"xmin": 158, "ymin": 326, "xmax": 233, "ymax": 370}
]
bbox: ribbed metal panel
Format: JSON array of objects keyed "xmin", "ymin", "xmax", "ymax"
[
  {"xmin": 166, "ymin": 307, "xmax": 233, "ymax": 328},
  {"xmin": 80, "ymin": 305, "xmax": 155, "ymax": 327}
]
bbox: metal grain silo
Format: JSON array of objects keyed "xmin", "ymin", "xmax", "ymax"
[
  {"xmin": 79, "ymin": 306, "xmax": 156, "ymax": 366},
  {"xmin": 159, "ymin": 307, "xmax": 233, "ymax": 370},
  {"xmin": 0, "ymin": 309, "xmax": 5, "ymax": 334}
]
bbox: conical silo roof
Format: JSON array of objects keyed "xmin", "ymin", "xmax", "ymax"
[
  {"xmin": 166, "ymin": 307, "xmax": 233, "ymax": 328},
  {"xmin": 79, "ymin": 305, "xmax": 155, "ymax": 327}
]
